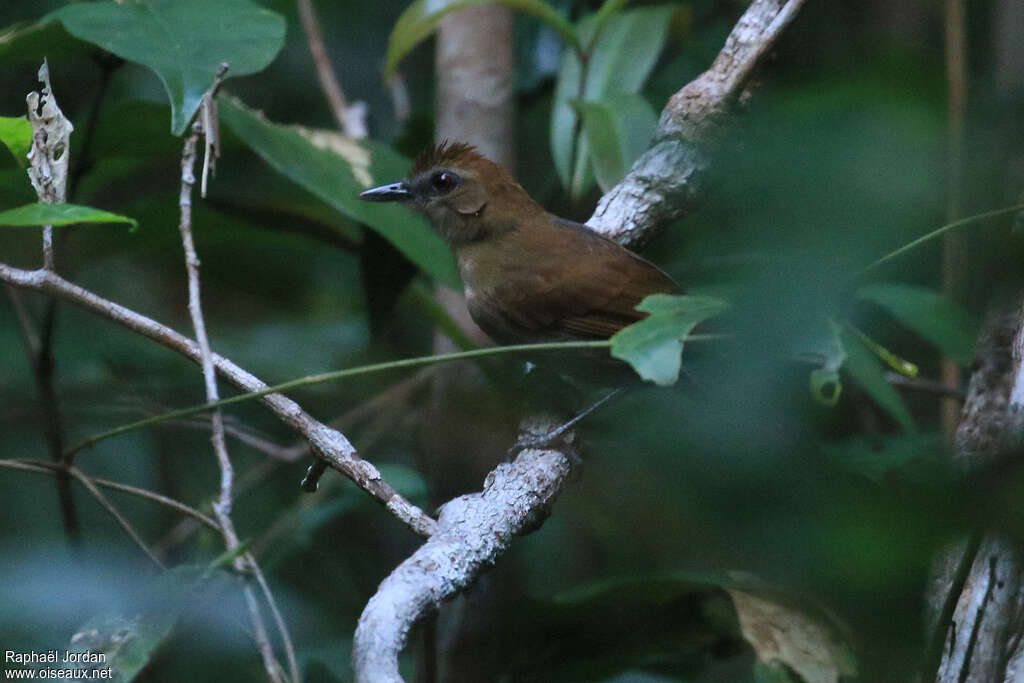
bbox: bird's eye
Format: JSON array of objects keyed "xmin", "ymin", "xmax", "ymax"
[{"xmin": 432, "ymin": 171, "xmax": 458, "ymax": 194}]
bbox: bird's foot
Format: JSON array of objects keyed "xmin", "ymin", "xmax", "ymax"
[{"xmin": 507, "ymin": 387, "xmax": 625, "ymax": 457}]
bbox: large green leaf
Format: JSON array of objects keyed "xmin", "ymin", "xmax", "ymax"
[
  {"xmin": 840, "ymin": 326, "xmax": 915, "ymax": 432},
  {"xmin": 0, "ymin": 19, "xmax": 84, "ymax": 63},
  {"xmin": 0, "ymin": 202, "xmax": 137, "ymax": 229},
  {"xmin": 48, "ymin": 0, "xmax": 285, "ymax": 135},
  {"xmin": 218, "ymin": 96, "xmax": 459, "ymax": 287},
  {"xmin": 0, "ymin": 116, "xmax": 32, "ymax": 169},
  {"xmin": 385, "ymin": 0, "xmax": 579, "ymax": 78},
  {"xmin": 551, "ymin": 4, "xmax": 675, "ymax": 194},
  {"xmin": 611, "ymin": 294, "xmax": 727, "ymax": 385},
  {"xmin": 857, "ymin": 282, "xmax": 978, "ymax": 366},
  {"xmin": 574, "ymin": 94, "xmax": 657, "ymax": 192}
]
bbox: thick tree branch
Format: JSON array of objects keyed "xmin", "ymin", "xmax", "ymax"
[
  {"xmin": 0, "ymin": 264, "xmax": 438, "ymax": 538},
  {"xmin": 587, "ymin": 0, "xmax": 808, "ymax": 247},
  {"xmin": 352, "ymin": 2, "xmax": 809, "ymax": 679},
  {"xmin": 352, "ymin": 446, "xmax": 571, "ymax": 683},
  {"xmin": 927, "ymin": 304, "xmax": 1024, "ymax": 682}
]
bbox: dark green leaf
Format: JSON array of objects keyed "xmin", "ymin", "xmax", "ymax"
[
  {"xmin": 49, "ymin": 0, "xmax": 285, "ymax": 135},
  {"xmin": 857, "ymin": 282, "xmax": 978, "ymax": 366},
  {"xmin": 822, "ymin": 432, "xmax": 945, "ymax": 483},
  {"xmin": 840, "ymin": 326, "xmax": 915, "ymax": 431},
  {"xmin": 385, "ymin": 0, "xmax": 579, "ymax": 78},
  {"xmin": 0, "ymin": 116, "xmax": 32, "ymax": 169},
  {"xmin": 65, "ymin": 566, "xmax": 217, "ymax": 682},
  {"xmin": 0, "ymin": 202, "xmax": 137, "ymax": 228},
  {"xmin": 218, "ymin": 96, "xmax": 459, "ymax": 287},
  {"xmin": 0, "ymin": 19, "xmax": 84, "ymax": 63},
  {"xmin": 611, "ymin": 294, "xmax": 728, "ymax": 385},
  {"xmin": 574, "ymin": 94, "xmax": 657, "ymax": 192},
  {"xmin": 551, "ymin": 4, "xmax": 676, "ymax": 194}
]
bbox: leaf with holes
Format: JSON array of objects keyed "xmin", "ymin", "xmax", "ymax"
[{"xmin": 48, "ymin": 0, "xmax": 285, "ymax": 135}]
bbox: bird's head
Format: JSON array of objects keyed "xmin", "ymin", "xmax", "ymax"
[{"xmin": 359, "ymin": 141, "xmax": 540, "ymax": 245}]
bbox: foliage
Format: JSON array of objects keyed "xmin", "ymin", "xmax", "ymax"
[{"xmin": 0, "ymin": 0, "xmax": 1021, "ymax": 681}]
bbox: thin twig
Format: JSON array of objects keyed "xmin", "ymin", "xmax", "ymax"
[
  {"xmin": 179, "ymin": 80, "xmax": 287, "ymax": 683},
  {"xmin": 297, "ymin": 0, "xmax": 367, "ymax": 138},
  {"xmin": 0, "ymin": 459, "xmax": 221, "ymax": 532},
  {"xmin": 69, "ymin": 466, "xmax": 165, "ymax": 569},
  {"xmin": 941, "ymin": 0, "xmax": 968, "ymax": 434},
  {"xmin": 23, "ymin": 60, "xmax": 78, "ymax": 538},
  {"xmin": 0, "ymin": 263, "xmax": 438, "ymax": 537},
  {"xmin": 248, "ymin": 556, "xmax": 300, "ymax": 683},
  {"xmin": 886, "ymin": 372, "xmax": 967, "ymax": 400}
]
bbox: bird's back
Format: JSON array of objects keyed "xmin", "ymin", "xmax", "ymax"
[{"xmin": 458, "ymin": 215, "xmax": 679, "ymax": 345}]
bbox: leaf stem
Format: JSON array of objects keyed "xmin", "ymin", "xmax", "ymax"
[
  {"xmin": 66, "ymin": 335, "xmax": 719, "ymax": 456},
  {"xmin": 863, "ymin": 204, "xmax": 1024, "ymax": 273}
]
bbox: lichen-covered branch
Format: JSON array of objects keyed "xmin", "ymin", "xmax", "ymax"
[
  {"xmin": 352, "ymin": 2, "xmax": 810, "ymax": 679},
  {"xmin": 352, "ymin": 447, "xmax": 571, "ymax": 683},
  {"xmin": 927, "ymin": 304, "xmax": 1024, "ymax": 682},
  {"xmin": 587, "ymin": 0, "xmax": 808, "ymax": 247}
]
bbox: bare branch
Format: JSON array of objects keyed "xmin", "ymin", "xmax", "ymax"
[
  {"xmin": 927, "ymin": 304, "xmax": 1024, "ymax": 682},
  {"xmin": 22, "ymin": 61, "xmax": 78, "ymax": 538},
  {"xmin": 587, "ymin": 0, "xmax": 808, "ymax": 247},
  {"xmin": 0, "ymin": 265, "xmax": 438, "ymax": 537},
  {"xmin": 69, "ymin": 466, "xmax": 165, "ymax": 569},
  {"xmin": 297, "ymin": 0, "xmax": 368, "ymax": 138},
  {"xmin": 0, "ymin": 459, "xmax": 221, "ymax": 532},
  {"xmin": 352, "ymin": 2, "xmax": 812, "ymax": 678},
  {"xmin": 353, "ymin": 446, "xmax": 572, "ymax": 683},
  {"xmin": 178, "ymin": 95, "xmax": 290, "ymax": 683}
]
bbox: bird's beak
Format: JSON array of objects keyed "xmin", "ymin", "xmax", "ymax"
[{"xmin": 359, "ymin": 182, "xmax": 412, "ymax": 202}]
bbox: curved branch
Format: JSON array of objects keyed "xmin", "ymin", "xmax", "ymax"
[
  {"xmin": 588, "ymin": 0, "xmax": 808, "ymax": 247},
  {"xmin": 0, "ymin": 264, "xmax": 438, "ymax": 538},
  {"xmin": 352, "ymin": 447, "xmax": 571, "ymax": 683},
  {"xmin": 353, "ymin": 2, "xmax": 811, "ymax": 679}
]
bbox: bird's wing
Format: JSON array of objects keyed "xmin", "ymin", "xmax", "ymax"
[{"xmin": 483, "ymin": 218, "xmax": 680, "ymax": 340}]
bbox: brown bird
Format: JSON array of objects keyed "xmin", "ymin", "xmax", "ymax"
[{"xmin": 359, "ymin": 141, "xmax": 680, "ymax": 346}]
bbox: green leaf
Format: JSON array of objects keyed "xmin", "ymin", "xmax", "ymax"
[
  {"xmin": 218, "ymin": 96, "xmax": 459, "ymax": 287},
  {"xmin": 0, "ymin": 202, "xmax": 137, "ymax": 229},
  {"xmin": 840, "ymin": 326, "xmax": 915, "ymax": 431},
  {"xmin": 385, "ymin": 0, "xmax": 579, "ymax": 78},
  {"xmin": 0, "ymin": 19, "xmax": 85, "ymax": 63},
  {"xmin": 0, "ymin": 116, "xmax": 32, "ymax": 169},
  {"xmin": 66, "ymin": 565, "xmax": 218, "ymax": 682},
  {"xmin": 48, "ymin": 0, "xmax": 285, "ymax": 135},
  {"xmin": 574, "ymin": 94, "xmax": 657, "ymax": 192},
  {"xmin": 857, "ymin": 283, "xmax": 978, "ymax": 366},
  {"xmin": 822, "ymin": 432, "xmax": 945, "ymax": 483},
  {"xmin": 611, "ymin": 294, "xmax": 728, "ymax": 385},
  {"xmin": 551, "ymin": 4, "xmax": 675, "ymax": 195}
]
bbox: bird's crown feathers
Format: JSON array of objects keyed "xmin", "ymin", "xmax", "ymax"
[{"xmin": 411, "ymin": 140, "xmax": 487, "ymax": 175}]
